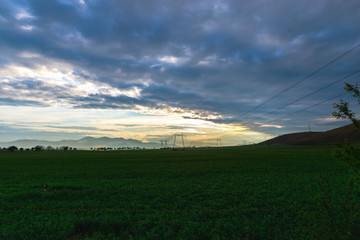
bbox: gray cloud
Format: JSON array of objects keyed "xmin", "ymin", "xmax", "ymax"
[{"xmin": 0, "ymin": 97, "xmax": 48, "ymax": 106}]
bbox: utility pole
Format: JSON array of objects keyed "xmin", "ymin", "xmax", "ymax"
[{"xmin": 216, "ymin": 139, "xmax": 221, "ymax": 147}]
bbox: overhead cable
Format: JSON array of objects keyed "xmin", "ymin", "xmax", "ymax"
[
  {"xmin": 239, "ymin": 42, "xmax": 360, "ymax": 118},
  {"xmin": 242, "ymin": 69, "xmax": 360, "ymax": 125}
]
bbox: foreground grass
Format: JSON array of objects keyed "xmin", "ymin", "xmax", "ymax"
[{"xmin": 0, "ymin": 147, "xmax": 356, "ymax": 239}]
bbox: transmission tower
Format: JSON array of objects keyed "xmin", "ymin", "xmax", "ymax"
[
  {"xmin": 216, "ymin": 139, "xmax": 222, "ymax": 147},
  {"xmin": 160, "ymin": 139, "xmax": 169, "ymax": 148},
  {"xmin": 173, "ymin": 134, "xmax": 185, "ymax": 149}
]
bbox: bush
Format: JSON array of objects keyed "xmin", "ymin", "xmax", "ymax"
[{"xmin": 7, "ymin": 146, "xmax": 18, "ymax": 152}]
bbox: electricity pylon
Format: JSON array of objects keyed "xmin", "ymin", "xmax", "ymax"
[
  {"xmin": 173, "ymin": 134, "xmax": 185, "ymax": 149},
  {"xmin": 160, "ymin": 139, "xmax": 169, "ymax": 148}
]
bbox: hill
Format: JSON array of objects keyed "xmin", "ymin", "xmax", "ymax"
[
  {"xmin": 0, "ymin": 136, "xmax": 160, "ymax": 149},
  {"xmin": 260, "ymin": 124, "xmax": 360, "ymax": 145}
]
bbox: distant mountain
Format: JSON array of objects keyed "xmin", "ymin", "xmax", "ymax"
[
  {"xmin": 0, "ymin": 136, "xmax": 160, "ymax": 149},
  {"xmin": 260, "ymin": 124, "xmax": 360, "ymax": 145}
]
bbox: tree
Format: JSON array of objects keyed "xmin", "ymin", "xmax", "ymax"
[
  {"xmin": 298, "ymin": 82, "xmax": 360, "ymax": 238},
  {"xmin": 34, "ymin": 145, "xmax": 45, "ymax": 151},
  {"xmin": 59, "ymin": 146, "xmax": 69, "ymax": 151},
  {"xmin": 332, "ymin": 82, "xmax": 360, "ymax": 180},
  {"xmin": 333, "ymin": 82, "xmax": 360, "ymax": 129},
  {"xmin": 8, "ymin": 146, "xmax": 18, "ymax": 152},
  {"xmin": 46, "ymin": 146, "xmax": 54, "ymax": 151}
]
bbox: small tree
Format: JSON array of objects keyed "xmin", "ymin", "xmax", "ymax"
[
  {"xmin": 298, "ymin": 82, "xmax": 360, "ymax": 239},
  {"xmin": 34, "ymin": 145, "xmax": 45, "ymax": 151},
  {"xmin": 333, "ymin": 82, "xmax": 360, "ymax": 181},
  {"xmin": 8, "ymin": 146, "xmax": 18, "ymax": 152},
  {"xmin": 59, "ymin": 146, "xmax": 69, "ymax": 151},
  {"xmin": 333, "ymin": 82, "xmax": 360, "ymax": 129},
  {"xmin": 46, "ymin": 146, "xmax": 54, "ymax": 151}
]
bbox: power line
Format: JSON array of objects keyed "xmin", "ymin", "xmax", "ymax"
[
  {"xmin": 239, "ymin": 42, "xmax": 360, "ymax": 118},
  {"xmin": 261, "ymin": 92, "xmax": 347, "ymax": 125},
  {"xmin": 242, "ymin": 69, "xmax": 360, "ymax": 125}
]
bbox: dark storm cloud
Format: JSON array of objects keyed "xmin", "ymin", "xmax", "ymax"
[
  {"xmin": 0, "ymin": 78, "xmax": 85, "ymax": 104},
  {"xmin": 1, "ymin": 0, "xmax": 360, "ymax": 132}
]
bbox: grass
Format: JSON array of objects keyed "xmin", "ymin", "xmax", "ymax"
[{"xmin": 0, "ymin": 146, "xmax": 356, "ymax": 239}]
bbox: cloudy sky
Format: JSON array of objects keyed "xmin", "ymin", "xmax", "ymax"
[{"xmin": 0, "ymin": 0, "xmax": 359, "ymax": 145}]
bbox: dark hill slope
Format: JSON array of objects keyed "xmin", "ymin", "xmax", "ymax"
[
  {"xmin": 294, "ymin": 124, "xmax": 360, "ymax": 145},
  {"xmin": 261, "ymin": 132, "xmax": 321, "ymax": 145},
  {"xmin": 260, "ymin": 124, "xmax": 360, "ymax": 145}
]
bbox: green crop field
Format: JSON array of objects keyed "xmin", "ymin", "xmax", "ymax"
[{"xmin": 0, "ymin": 146, "xmax": 358, "ymax": 239}]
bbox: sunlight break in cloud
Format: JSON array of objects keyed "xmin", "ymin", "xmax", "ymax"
[
  {"xmin": 15, "ymin": 9, "xmax": 34, "ymax": 20},
  {"xmin": 158, "ymin": 56, "xmax": 188, "ymax": 65}
]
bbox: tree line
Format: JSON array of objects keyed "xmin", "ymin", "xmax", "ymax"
[{"xmin": 1, "ymin": 145, "xmax": 77, "ymax": 152}]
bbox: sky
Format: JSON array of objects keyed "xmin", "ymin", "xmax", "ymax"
[{"xmin": 0, "ymin": 0, "xmax": 360, "ymax": 146}]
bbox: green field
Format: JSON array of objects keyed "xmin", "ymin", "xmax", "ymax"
[{"xmin": 0, "ymin": 146, "xmax": 358, "ymax": 239}]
